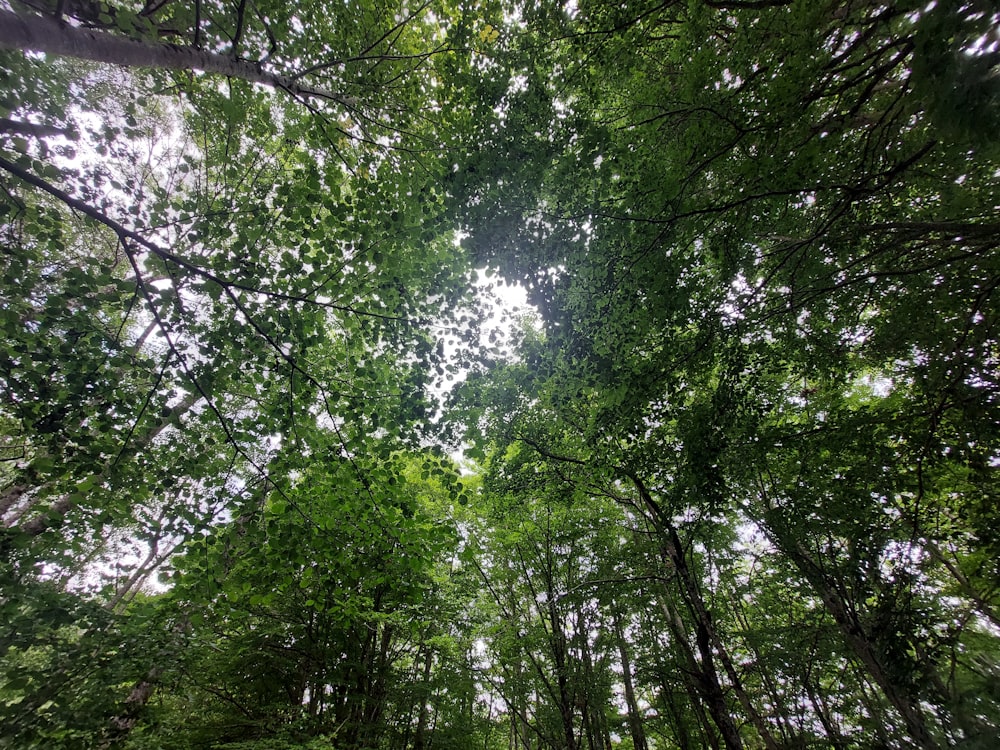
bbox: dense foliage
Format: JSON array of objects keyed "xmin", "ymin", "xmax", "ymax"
[{"xmin": 1, "ymin": 0, "xmax": 999, "ymax": 748}]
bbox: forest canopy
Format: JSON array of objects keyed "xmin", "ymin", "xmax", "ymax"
[{"xmin": 1, "ymin": 0, "xmax": 999, "ymax": 748}]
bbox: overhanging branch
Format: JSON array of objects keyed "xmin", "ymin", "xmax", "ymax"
[{"xmin": 0, "ymin": 9, "xmax": 357, "ymax": 108}]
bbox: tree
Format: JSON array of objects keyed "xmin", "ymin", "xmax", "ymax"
[
  {"xmin": 0, "ymin": 0, "xmax": 478, "ymax": 554},
  {"xmin": 123, "ymin": 436, "xmax": 464, "ymax": 749}
]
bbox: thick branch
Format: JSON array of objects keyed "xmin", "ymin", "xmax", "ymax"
[
  {"xmin": 0, "ymin": 117, "xmax": 73, "ymax": 139},
  {"xmin": 0, "ymin": 9, "xmax": 355, "ymax": 106}
]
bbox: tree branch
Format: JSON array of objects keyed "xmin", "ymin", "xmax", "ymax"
[
  {"xmin": 0, "ymin": 9, "xmax": 356, "ymax": 107},
  {"xmin": 0, "ymin": 155, "xmax": 411, "ymax": 324}
]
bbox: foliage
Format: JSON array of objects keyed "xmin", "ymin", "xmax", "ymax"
[{"xmin": 2, "ymin": 0, "xmax": 1000, "ymax": 749}]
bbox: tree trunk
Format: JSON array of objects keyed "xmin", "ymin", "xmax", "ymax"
[
  {"xmin": 804, "ymin": 677, "xmax": 849, "ymax": 750},
  {"xmin": 658, "ymin": 595, "xmax": 742, "ymax": 750},
  {"xmin": 661, "ymin": 674, "xmax": 712, "ymax": 750},
  {"xmin": 574, "ymin": 610, "xmax": 610, "ymax": 750},
  {"xmin": 545, "ymin": 582, "xmax": 577, "ymax": 750},
  {"xmin": 612, "ymin": 612, "xmax": 649, "ymax": 750},
  {"xmin": 101, "ymin": 667, "xmax": 160, "ymax": 748},
  {"xmin": 413, "ymin": 646, "xmax": 434, "ymax": 750},
  {"xmin": 782, "ymin": 536, "xmax": 941, "ymax": 750},
  {"xmin": 2, "ymin": 391, "xmax": 200, "ymax": 536},
  {"xmin": 658, "ymin": 523, "xmax": 781, "ymax": 750},
  {"xmin": 0, "ymin": 117, "xmax": 72, "ymax": 139},
  {"xmin": 624, "ymin": 472, "xmax": 744, "ymax": 750}
]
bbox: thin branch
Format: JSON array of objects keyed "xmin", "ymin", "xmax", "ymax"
[{"xmin": 230, "ymin": 0, "xmax": 248, "ymax": 54}]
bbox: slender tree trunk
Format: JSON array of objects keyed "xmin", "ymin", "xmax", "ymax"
[
  {"xmin": 368, "ymin": 622, "xmax": 394, "ymax": 740},
  {"xmin": 503, "ymin": 653, "xmax": 532, "ymax": 750},
  {"xmin": 624, "ymin": 472, "xmax": 744, "ymax": 750},
  {"xmin": 851, "ymin": 661, "xmax": 895, "ymax": 750},
  {"xmin": 518, "ymin": 689, "xmax": 533, "ymax": 750},
  {"xmin": 99, "ymin": 609, "xmax": 192, "ymax": 747},
  {"xmin": 517, "ymin": 538, "xmax": 577, "ymax": 750},
  {"xmin": 918, "ymin": 535, "xmax": 1000, "ymax": 629},
  {"xmin": 545, "ymin": 586, "xmax": 577, "ymax": 750},
  {"xmin": 0, "ymin": 482, "xmax": 27, "ymax": 519},
  {"xmin": 731, "ymin": 600, "xmax": 800, "ymax": 745},
  {"xmin": 662, "ymin": 675, "xmax": 711, "ymax": 750},
  {"xmin": 574, "ymin": 611, "xmax": 597, "ymax": 750},
  {"xmin": 0, "ymin": 117, "xmax": 72, "ymax": 139},
  {"xmin": 413, "ymin": 646, "xmax": 434, "ymax": 750},
  {"xmin": 101, "ymin": 667, "xmax": 160, "ymax": 748},
  {"xmin": 659, "ymin": 524, "xmax": 781, "ymax": 750},
  {"xmin": 782, "ymin": 536, "xmax": 941, "ymax": 750},
  {"xmin": 612, "ymin": 612, "xmax": 649, "ymax": 750},
  {"xmin": 3, "ymin": 391, "xmax": 200, "ymax": 536},
  {"xmin": 576, "ymin": 614, "xmax": 611, "ymax": 750},
  {"xmin": 107, "ymin": 528, "xmax": 181, "ymax": 612},
  {"xmin": 804, "ymin": 677, "xmax": 849, "ymax": 750},
  {"xmin": 658, "ymin": 595, "xmax": 742, "ymax": 750}
]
